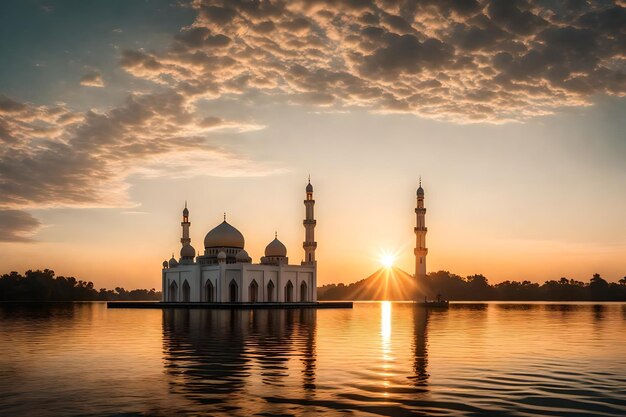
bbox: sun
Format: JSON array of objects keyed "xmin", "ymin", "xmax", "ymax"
[{"xmin": 380, "ymin": 253, "xmax": 395, "ymax": 268}]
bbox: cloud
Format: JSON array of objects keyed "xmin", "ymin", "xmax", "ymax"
[
  {"xmin": 80, "ymin": 71, "xmax": 105, "ymax": 87},
  {"xmin": 0, "ymin": 91, "xmax": 275, "ymax": 212},
  {"xmin": 117, "ymin": 0, "xmax": 625, "ymax": 123},
  {"xmin": 0, "ymin": 210, "xmax": 41, "ymax": 242}
]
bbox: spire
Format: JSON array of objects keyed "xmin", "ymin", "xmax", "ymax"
[
  {"xmin": 223, "ymin": 212, "xmax": 226, "ymax": 221},
  {"xmin": 275, "ymin": 231, "xmax": 277, "ymax": 239},
  {"xmin": 419, "ymin": 176, "xmax": 422, "ymax": 187},
  {"xmin": 306, "ymin": 176, "xmax": 313, "ymax": 193},
  {"xmin": 182, "ymin": 200, "xmax": 189, "ymax": 219}
]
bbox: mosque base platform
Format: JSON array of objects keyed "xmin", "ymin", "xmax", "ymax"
[{"xmin": 107, "ymin": 301, "xmax": 353, "ymax": 309}]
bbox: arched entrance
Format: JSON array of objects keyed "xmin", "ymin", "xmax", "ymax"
[
  {"xmin": 229, "ymin": 279, "xmax": 238, "ymax": 302},
  {"xmin": 205, "ymin": 280, "xmax": 214, "ymax": 302},
  {"xmin": 267, "ymin": 281, "xmax": 275, "ymax": 302},
  {"xmin": 249, "ymin": 279, "xmax": 259, "ymax": 303},
  {"xmin": 300, "ymin": 281, "xmax": 308, "ymax": 302},
  {"xmin": 182, "ymin": 280, "xmax": 190, "ymax": 302},
  {"xmin": 168, "ymin": 281, "xmax": 178, "ymax": 302},
  {"xmin": 284, "ymin": 280, "xmax": 293, "ymax": 302}
]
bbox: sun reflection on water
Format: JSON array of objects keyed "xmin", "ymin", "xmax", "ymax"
[
  {"xmin": 381, "ymin": 301, "xmax": 392, "ymax": 343},
  {"xmin": 381, "ymin": 301, "xmax": 393, "ymax": 395}
]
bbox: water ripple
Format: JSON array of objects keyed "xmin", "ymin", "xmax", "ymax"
[{"xmin": 1, "ymin": 302, "xmax": 625, "ymax": 416}]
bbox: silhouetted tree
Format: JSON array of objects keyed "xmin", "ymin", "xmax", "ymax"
[
  {"xmin": 424, "ymin": 270, "xmax": 466, "ymax": 299},
  {"xmin": 466, "ymin": 274, "xmax": 492, "ymax": 300},
  {"xmin": 589, "ymin": 273, "xmax": 610, "ymax": 301}
]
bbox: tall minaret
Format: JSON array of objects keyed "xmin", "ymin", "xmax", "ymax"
[
  {"xmin": 181, "ymin": 201, "xmax": 191, "ymax": 246},
  {"xmin": 414, "ymin": 178, "xmax": 428, "ymax": 283},
  {"xmin": 303, "ymin": 177, "xmax": 317, "ymax": 265}
]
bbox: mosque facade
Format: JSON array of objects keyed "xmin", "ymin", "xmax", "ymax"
[{"xmin": 161, "ymin": 181, "xmax": 317, "ymax": 303}]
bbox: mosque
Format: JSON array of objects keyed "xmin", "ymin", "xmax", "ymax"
[{"xmin": 161, "ymin": 180, "xmax": 317, "ymax": 303}]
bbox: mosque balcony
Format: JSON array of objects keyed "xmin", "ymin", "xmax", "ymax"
[
  {"xmin": 414, "ymin": 227, "xmax": 428, "ymax": 232},
  {"xmin": 303, "ymin": 220, "xmax": 317, "ymax": 226},
  {"xmin": 303, "ymin": 241, "xmax": 317, "ymax": 248}
]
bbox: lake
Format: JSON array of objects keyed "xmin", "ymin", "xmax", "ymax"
[{"xmin": 1, "ymin": 302, "xmax": 625, "ymax": 416}]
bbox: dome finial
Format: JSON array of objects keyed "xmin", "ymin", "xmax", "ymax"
[
  {"xmin": 265, "ymin": 234, "xmax": 287, "ymax": 257},
  {"xmin": 275, "ymin": 231, "xmax": 277, "ymax": 239},
  {"xmin": 185, "ymin": 200, "xmax": 187, "ymax": 209},
  {"xmin": 417, "ymin": 177, "xmax": 424, "ymax": 196},
  {"xmin": 308, "ymin": 174, "xmax": 310, "ymax": 184},
  {"xmin": 223, "ymin": 212, "xmax": 226, "ymax": 221}
]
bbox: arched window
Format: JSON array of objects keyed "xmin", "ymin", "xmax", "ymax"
[
  {"xmin": 182, "ymin": 280, "xmax": 191, "ymax": 302},
  {"xmin": 300, "ymin": 281, "xmax": 308, "ymax": 302},
  {"xmin": 229, "ymin": 279, "xmax": 238, "ymax": 303},
  {"xmin": 249, "ymin": 279, "xmax": 259, "ymax": 303},
  {"xmin": 285, "ymin": 280, "xmax": 293, "ymax": 302},
  {"xmin": 267, "ymin": 280, "xmax": 275, "ymax": 302},
  {"xmin": 205, "ymin": 280, "xmax": 214, "ymax": 302},
  {"xmin": 168, "ymin": 281, "xmax": 178, "ymax": 302}
]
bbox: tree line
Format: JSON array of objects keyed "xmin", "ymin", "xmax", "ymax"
[
  {"xmin": 424, "ymin": 271, "xmax": 626, "ymax": 301},
  {"xmin": 0, "ymin": 269, "xmax": 161, "ymax": 301},
  {"xmin": 318, "ymin": 270, "xmax": 626, "ymax": 301}
]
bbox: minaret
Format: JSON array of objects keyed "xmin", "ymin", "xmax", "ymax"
[
  {"xmin": 414, "ymin": 178, "xmax": 428, "ymax": 284},
  {"xmin": 303, "ymin": 177, "xmax": 317, "ymax": 265},
  {"xmin": 181, "ymin": 201, "xmax": 191, "ymax": 246}
]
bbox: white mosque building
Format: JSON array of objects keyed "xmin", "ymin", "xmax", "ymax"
[{"xmin": 161, "ymin": 180, "xmax": 317, "ymax": 303}]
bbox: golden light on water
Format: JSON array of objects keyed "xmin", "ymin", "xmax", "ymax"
[
  {"xmin": 381, "ymin": 301, "xmax": 392, "ymax": 342},
  {"xmin": 380, "ymin": 301, "xmax": 393, "ymax": 394}
]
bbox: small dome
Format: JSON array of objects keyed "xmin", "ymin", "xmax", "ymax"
[
  {"xmin": 265, "ymin": 237, "xmax": 287, "ymax": 257},
  {"xmin": 236, "ymin": 249, "xmax": 251, "ymax": 262},
  {"xmin": 306, "ymin": 182, "xmax": 313, "ymax": 193},
  {"xmin": 162, "ymin": 260, "xmax": 168, "ymax": 268},
  {"xmin": 183, "ymin": 207, "xmax": 189, "ymax": 216},
  {"xmin": 168, "ymin": 257, "xmax": 178, "ymax": 268},
  {"xmin": 204, "ymin": 220, "xmax": 245, "ymax": 249},
  {"xmin": 417, "ymin": 186, "xmax": 424, "ymax": 196},
  {"xmin": 180, "ymin": 244, "xmax": 195, "ymax": 258},
  {"xmin": 217, "ymin": 251, "xmax": 227, "ymax": 260}
]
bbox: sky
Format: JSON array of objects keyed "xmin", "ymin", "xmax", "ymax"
[{"xmin": 0, "ymin": 0, "xmax": 625, "ymax": 289}]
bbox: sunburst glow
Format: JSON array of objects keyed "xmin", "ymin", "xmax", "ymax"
[{"xmin": 381, "ymin": 253, "xmax": 395, "ymax": 268}]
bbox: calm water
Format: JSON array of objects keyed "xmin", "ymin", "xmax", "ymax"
[{"xmin": 1, "ymin": 302, "xmax": 625, "ymax": 417}]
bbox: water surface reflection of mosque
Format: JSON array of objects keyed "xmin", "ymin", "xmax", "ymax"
[
  {"xmin": 160, "ymin": 304, "xmax": 438, "ymax": 415},
  {"xmin": 162, "ymin": 308, "xmax": 316, "ymax": 414}
]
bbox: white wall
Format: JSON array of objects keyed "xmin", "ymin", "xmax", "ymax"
[{"xmin": 162, "ymin": 262, "xmax": 316, "ymax": 302}]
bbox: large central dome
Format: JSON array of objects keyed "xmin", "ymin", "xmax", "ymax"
[{"xmin": 204, "ymin": 220, "xmax": 245, "ymax": 249}]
